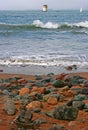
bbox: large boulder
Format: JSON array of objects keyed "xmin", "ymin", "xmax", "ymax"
[
  {"xmin": 53, "ymin": 105, "xmax": 78, "ymax": 121},
  {"xmin": 3, "ymin": 97, "xmax": 16, "ymax": 115}
]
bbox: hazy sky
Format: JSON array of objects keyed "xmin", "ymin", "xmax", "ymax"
[{"xmin": 0, "ymin": 0, "xmax": 87, "ymax": 10}]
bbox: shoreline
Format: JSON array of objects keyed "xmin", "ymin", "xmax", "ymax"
[
  {"xmin": 0, "ymin": 64, "xmax": 88, "ymax": 75},
  {"xmin": 0, "ymin": 68, "xmax": 88, "ymax": 80}
]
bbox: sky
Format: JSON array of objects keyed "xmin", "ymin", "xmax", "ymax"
[{"xmin": 0, "ymin": 0, "xmax": 87, "ymax": 10}]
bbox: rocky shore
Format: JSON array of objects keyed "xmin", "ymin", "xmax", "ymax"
[{"xmin": 0, "ymin": 72, "xmax": 88, "ymax": 130}]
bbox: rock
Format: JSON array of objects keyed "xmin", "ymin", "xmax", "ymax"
[
  {"xmin": 19, "ymin": 88, "xmax": 30, "ymax": 96},
  {"xmin": 36, "ymin": 93, "xmax": 43, "ymax": 100},
  {"xmin": 47, "ymin": 96, "xmax": 58, "ymax": 105},
  {"xmin": 81, "ymin": 88, "xmax": 88, "ymax": 94},
  {"xmin": 53, "ymin": 80, "xmax": 65, "ymax": 88},
  {"xmin": 61, "ymin": 86, "xmax": 69, "ymax": 91},
  {"xmin": 34, "ymin": 81, "xmax": 46, "ymax": 87},
  {"xmin": 61, "ymin": 90, "xmax": 75, "ymax": 97},
  {"xmin": 74, "ymin": 94, "xmax": 88, "ymax": 101},
  {"xmin": 72, "ymin": 101, "xmax": 85, "ymax": 110},
  {"xmin": 43, "ymin": 94, "xmax": 50, "ymax": 101},
  {"xmin": 47, "ymin": 73, "xmax": 54, "ymax": 76},
  {"xmin": 65, "ymin": 66, "xmax": 73, "ymax": 71},
  {"xmin": 35, "ymin": 75, "xmax": 43, "ymax": 80},
  {"xmin": 55, "ymin": 73, "xmax": 67, "ymax": 80},
  {"xmin": 0, "ymin": 85, "xmax": 6, "ymax": 90},
  {"xmin": 39, "ymin": 87, "xmax": 46, "ymax": 94},
  {"xmin": 51, "ymin": 93, "xmax": 60, "ymax": 101},
  {"xmin": 83, "ymin": 100, "xmax": 88, "ymax": 109},
  {"xmin": 35, "ymin": 118, "xmax": 48, "ymax": 126},
  {"xmin": 83, "ymin": 80, "xmax": 88, "ymax": 87},
  {"xmin": 18, "ymin": 78, "xmax": 26, "ymax": 84},
  {"xmin": 0, "ymin": 89, "xmax": 2, "ymax": 93},
  {"xmin": 1, "ymin": 82, "xmax": 10, "ymax": 87},
  {"xmin": 46, "ymin": 87, "xmax": 57, "ymax": 93},
  {"xmin": 3, "ymin": 97, "xmax": 16, "ymax": 115},
  {"xmin": 48, "ymin": 124, "xmax": 63, "ymax": 130},
  {"xmin": 53, "ymin": 105, "xmax": 78, "ymax": 121},
  {"xmin": 2, "ymin": 89, "xmax": 9, "ymax": 95},
  {"xmin": 65, "ymin": 65, "xmax": 77, "ymax": 71},
  {"xmin": 26, "ymin": 101, "xmax": 43, "ymax": 110},
  {"xmin": 15, "ymin": 107, "xmax": 34, "ymax": 129},
  {"xmin": 31, "ymin": 86, "xmax": 39, "ymax": 92},
  {"xmin": 69, "ymin": 75, "xmax": 85, "ymax": 86}
]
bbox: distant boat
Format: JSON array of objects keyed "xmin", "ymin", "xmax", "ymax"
[
  {"xmin": 80, "ymin": 8, "xmax": 83, "ymax": 13},
  {"xmin": 42, "ymin": 5, "xmax": 48, "ymax": 12}
]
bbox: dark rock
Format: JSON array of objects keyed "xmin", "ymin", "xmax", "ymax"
[
  {"xmin": 46, "ymin": 87, "xmax": 57, "ymax": 93},
  {"xmin": 83, "ymin": 80, "xmax": 88, "ymax": 87},
  {"xmin": 72, "ymin": 101, "xmax": 85, "ymax": 110},
  {"xmin": 34, "ymin": 81, "xmax": 46, "ymax": 87},
  {"xmin": 15, "ymin": 107, "xmax": 34, "ymax": 129},
  {"xmin": 65, "ymin": 65, "xmax": 77, "ymax": 71},
  {"xmin": 0, "ymin": 85, "xmax": 6, "ymax": 90},
  {"xmin": 66, "ymin": 99, "xmax": 74, "ymax": 106},
  {"xmin": 42, "ymin": 78, "xmax": 53, "ymax": 83},
  {"xmin": 35, "ymin": 75, "xmax": 43, "ymax": 80},
  {"xmin": 35, "ymin": 118, "xmax": 48, "ymax": 126},
  {"xmin": 84, "ymin": 104, "xmax": 88, "ymax": 109},
  {"xmin": 81, "ymin": 88, "xmax": 88, "ymax": 94},
  {"xmin": 69, "ymin": 75, "xmax": 85, "ymax": 86},
  {"xmin": 45, "ymin": 111, "xmax": 54, "ymax": 118},
  {"xmin": 74, "ymin": 94, "xmax": 88, "ymax": 101},
  {"xmin": 53, "ymin": 105, "xmax": 78, "ymax": 121},
  {"xmin": 53, "ymin": 80, "xmax": 65, "ymax": 88},
  {"xmin": 48, "ymin": 124, "xmax": 63, "ymax": 130},
  {"xmin": 47, "ymin": 73, "xmax": 54, "ymax": 77},
  {"xmin": 36, "ymin": 93, "xmax": 43, "ymax": 100},
  {"xmin": 65, "ymin": 66, "xmax": 73, "ymax": 71}
]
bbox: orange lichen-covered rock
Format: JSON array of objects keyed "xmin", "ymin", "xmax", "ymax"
[
  {"xmin": 26, "ymin": 101, "xmax": 43, "ymax": 109},
  {"xmin": 31, "ymin": 86, "xmax": 39, "ymax": 92},
  {"xmin": 0, "ymin": 89, "xmax": 2, "ymax": 93},
  {"xmin": 39, "ymin": 87, "xmax": 46, "ymax": 94},
  {"xmin": 47, "ymin": 96, "xmax": 58, "ymax": 105},
  {"xmin": 55, "ymin": 73, "xmax": 67, "ymax": 80},
  {"xmin": 19, "ymin": 88, "xmax": 30, "ymax": 96},
  {"xmin": 18, "ymin": 78, "xmax": 26, "ymax": 83},
  {"xmin": 61, "ymin": 90, "xmax": 76, "ymax": 97},
  {"xmin": 83, "ymin": 100, "xmax": 88, "ymax": 104}
]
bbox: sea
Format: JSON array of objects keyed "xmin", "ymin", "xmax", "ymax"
[{"xmin": 0, "ymin": 10, "xmax": 88, "ymax": 72}]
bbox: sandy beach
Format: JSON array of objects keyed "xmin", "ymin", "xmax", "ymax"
[{"xmin": 0, "ymin": 66, "xmax": 88, "ymax": 130}]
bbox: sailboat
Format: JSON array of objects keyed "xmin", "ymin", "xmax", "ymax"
[{"xmin": 80, "ymin": 8, "xmax": 83, "ymax": 13}]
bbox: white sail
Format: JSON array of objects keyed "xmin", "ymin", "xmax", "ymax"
[{"xmin": 80, "ymin": 8, "xmax": 83, "ymax": 12}]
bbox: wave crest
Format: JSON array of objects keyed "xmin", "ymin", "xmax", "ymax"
[
  {"xmin": 32, "ymin": 20, "xmax": 59, "ymax": 29},
  {"xmin": 0, "ymin": 20, "xmax": 88, "ymax": 31}
]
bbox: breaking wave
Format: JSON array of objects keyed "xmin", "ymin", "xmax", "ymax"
[{"xmin": 0, "ymin": 20, "xmax": 88, "ymax": 30}]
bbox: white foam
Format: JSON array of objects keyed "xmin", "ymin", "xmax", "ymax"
[
  {"xmin": 72, "ymin": 21, "xmax": 88, "ymax": 28},
  {"xmin": 0, "ymin": 55, "xmax": 88, "ymax": 68},
  {"xmin": 32, "ymin": 20, "xmax": 59, "ymax": 29},
  {"xmin": 32, "ymin": 20, "xmax": 88, "ymax": 29}
]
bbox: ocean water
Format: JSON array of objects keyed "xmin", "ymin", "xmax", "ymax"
[{"xmin": 0, "ymin": 10, "xmax": 88, "ymax": 70}]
